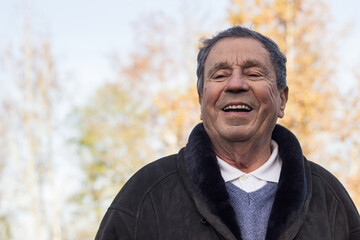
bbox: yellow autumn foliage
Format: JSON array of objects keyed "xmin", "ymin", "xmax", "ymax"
[{"xmin": 226, "ymin": 0, "xmax": 360, "ymax": 209}]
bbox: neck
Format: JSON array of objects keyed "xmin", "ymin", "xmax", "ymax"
[{"xmin": 212, "ymin": 138, "xmax": 272, "ymax": 173}]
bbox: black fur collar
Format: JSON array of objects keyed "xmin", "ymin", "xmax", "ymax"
[{"xmin": 184, "ymin": 123, "xmax": 307, "ymax": 240}]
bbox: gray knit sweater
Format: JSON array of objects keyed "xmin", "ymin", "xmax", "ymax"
[{"xmin": 226, "ymin": 182, "xmax": 277, "ymax": 240}]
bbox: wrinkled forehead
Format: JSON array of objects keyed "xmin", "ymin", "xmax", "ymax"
[{"xmin": 204, "ymin": 37, "xmax": 274, "ymax": 75}]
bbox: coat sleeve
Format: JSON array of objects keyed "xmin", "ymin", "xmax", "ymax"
[
  {"xmin": 336, "ymin": 186, "xmax": 360, "ymax": 240},
  {"xmin": 95, "ymin": 156, "xmax": 177, "ymax": 239},
  {"xmin": 309, "ymin": 161, "xmax": 360, "ymax": 239},
  {"xmin": 325, "ymin": 170, "xmax": 360, "ymax": 239},
  {"xmin": 95, "ymin": 208, "xmax": 136, "ymax": 240},
  {"xmin": 95, "ymin": 197, "xmax": 159, "ymax": 240}
]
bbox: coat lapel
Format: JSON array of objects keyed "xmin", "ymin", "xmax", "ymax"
[
  {"xmin": 184, "ymin": 123, "xmax": 241, "ymax": 239},
  {"xmin": 267, "ymin": 125, "xmax": 308, "ymax": 240}
]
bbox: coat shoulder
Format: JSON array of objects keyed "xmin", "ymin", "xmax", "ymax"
[
  {"xmin": 110, "ymin": 153, "xmax": 180, "ymax": 216},
  {"xmin": 307, "ymin": 160, "xmax": 350, "ymax": 202},
  {"xmin": 307, "ymin": 160, "xmax": 360, "ymax": 234},
  {"xmin": 308, "ymin": 161, "xmax": 346, "ymax": 194}
]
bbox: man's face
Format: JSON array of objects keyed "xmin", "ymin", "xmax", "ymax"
[{"xmin": 199, "ymin": 37, "xmax": 288, "ymax": 146}]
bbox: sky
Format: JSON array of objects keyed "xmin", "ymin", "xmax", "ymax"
[
  {"xmin": 1, "ymin": 0, "xmax": 360, "ymax": 103},
  {"xmin": 0, "ymin": 0, "xmax": 229, "ymax": 104}
]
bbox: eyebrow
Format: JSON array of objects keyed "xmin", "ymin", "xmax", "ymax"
[
  {"xmin": 241, "ymin": 60, "xmax": 269, "ymax": 74},
  {"xmin": 206, "ymin": 62, "xmax": 232, "ymax": 78},
  {"xmin": 206, "ymin": 59, "xmax": 269, "ymax": 78}
]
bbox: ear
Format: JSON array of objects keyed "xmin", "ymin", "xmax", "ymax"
[
  {"xmin": 278, "ymin": 87, "xmax": 288, "ymax": 118},
  {"xmin": 198, "ymin": 91, "xmax": 203, "ymax": 105},
  {"xmin": 198, "ymin": 92, "xmax": 203, "ymax": 120}
]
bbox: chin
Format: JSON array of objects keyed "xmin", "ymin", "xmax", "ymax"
[
  {"xmin": 223, "ymin": 134, "xmax": 251, "ymax": 143},
  {"xmin": 219, "ymin": 128, "xmax": 253, "ymax": 142}
]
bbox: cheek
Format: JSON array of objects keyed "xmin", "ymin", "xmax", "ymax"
[
  {"xmin": 202, "ymin": 83, "xmax": 221, "ymax": 105},
  {"xmin": 268, "ymin": 87, "xmax": 279, "ymax": 103},
  {"xmin": 256, "ymin": 84, "xmax": 280, "ymax": 110},
  {"xmin": 200, "ymin": 83, "xmax": 224, "ymax": 118},
  {"xmin": 201, "ymin": 94, "xmax": 215, "ymax": 116},
  {"xmin": 199, "ymin": 89, "xmax": 212, "ymax": 114}
]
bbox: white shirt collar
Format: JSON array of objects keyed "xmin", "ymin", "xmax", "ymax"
[{"xmin": 217, "ymin": 140, "xmax": 282, "ymax": 183}]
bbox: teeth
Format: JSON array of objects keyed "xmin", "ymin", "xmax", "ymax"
[{"xmin": 223, "ymin": 105, "xmax": 251, "ymax": 111}]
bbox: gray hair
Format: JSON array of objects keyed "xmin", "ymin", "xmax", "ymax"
[{"xmin": 196, "ymin": 26, "xmax": 287, "ymax": 95}]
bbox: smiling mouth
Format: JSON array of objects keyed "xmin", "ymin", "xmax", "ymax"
[{"xmin": 223, "ymin": 104, "xmax": 252, "ymax": 112}]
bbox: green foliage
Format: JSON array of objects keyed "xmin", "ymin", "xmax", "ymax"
[
  {"xmin": 73, "ymin": 82, "xmax": 150, "ymax": 205},
  {"xmin": 70, "ymin": 14, "xmax": 201, "ymax": 234},
  {"xmin": 0, "ymin": 214, "xmax": 11, "ymax": 240}
]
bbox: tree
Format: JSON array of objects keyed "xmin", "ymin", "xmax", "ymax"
[
  {"xmin": 70, "ymin": 82, "xmax": 151, "ymax": 237},
  {"xmin": 70, "ymin": 13, "xmax": 173, "ymax": 238},
  {"xmin": 154, "ymin": 85, "xmax": 199, "ymax": 154},
  {"xmin": 0, "ymin": 112, "xmax": 11, "ymax": 240},
  {"xmin": 339, "ymin": 72, "xmax": 360, "ymax": 210},
  {"xmin": 0, "ymin": 28, "xmax": 63, "ymax": 240},
  {"xmin": 227, "ymin": 0, "xmax": 360, "ymax": 207},
  {"xmin": 227, "ymin": 0, "xmax": 341, "ymax": 164},
  {"xmin": 70, "ymin": 11, "xmax": 203, "ymax": 238}
]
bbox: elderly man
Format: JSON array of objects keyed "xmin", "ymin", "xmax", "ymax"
[{"xmin": 95, "ymin": 26, "xmax": 360, "ymax": 240}]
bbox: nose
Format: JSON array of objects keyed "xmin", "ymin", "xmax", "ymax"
[{"xmin": 224, "ymin": 71, "xmax": 249, "ymax": 93}]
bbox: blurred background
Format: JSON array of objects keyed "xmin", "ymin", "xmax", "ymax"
[{"xmin": 1, "ymin": 0, "xmax": 359, "ymax": 239}]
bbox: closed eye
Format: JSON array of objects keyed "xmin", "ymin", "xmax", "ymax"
[{"xmin": 214, "ymin": 74, "xmax": 226, "ymax": 79}]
